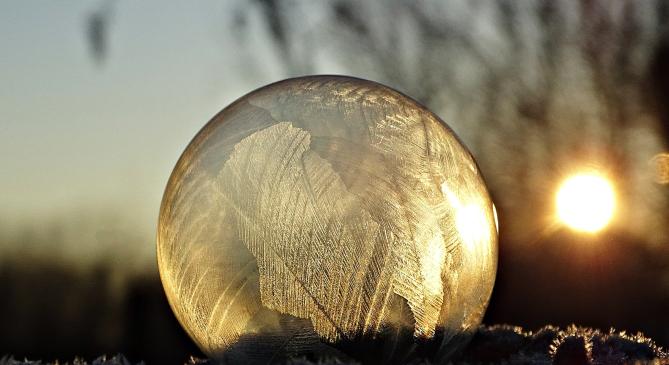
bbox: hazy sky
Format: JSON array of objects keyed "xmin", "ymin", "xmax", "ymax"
[
  {"xmin": 0, "ymin": 2, "xmax": 270, "ymax": 234},
  {"xmin": 0, "ymin": 1, "xmax": 294, "ymax": 267}
]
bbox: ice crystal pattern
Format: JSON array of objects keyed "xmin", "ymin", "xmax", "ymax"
[{"xmin": 157, "ymin": 76, "xmax": 498, "ymax": 364}]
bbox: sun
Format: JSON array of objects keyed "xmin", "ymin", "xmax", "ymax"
[{"xmin": 556, "ymin": 172, "xmax": 616, "ymax": 233}]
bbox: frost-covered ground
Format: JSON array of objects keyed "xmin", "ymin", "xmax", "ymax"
[{"xmin": 2, "ymin": 325, "xmax": 667, "ymax": 365}]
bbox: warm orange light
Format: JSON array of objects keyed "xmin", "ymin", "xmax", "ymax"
[{"xmin": 556, "ymin": 173, "xmax": 616, "ymax": 233}]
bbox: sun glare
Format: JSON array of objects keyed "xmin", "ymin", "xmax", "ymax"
[{"xmin": 556, "ymin": 173, "xmax": 616, "ymax": 233}]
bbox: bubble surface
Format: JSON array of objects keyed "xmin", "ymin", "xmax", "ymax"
[{"xmin": 157, "ymin": 76, "xmax": 497, "ymax": 364}]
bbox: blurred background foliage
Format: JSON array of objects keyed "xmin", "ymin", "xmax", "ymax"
[{"xmin": 1, "ymin": 1, "xmax": 668, "ymax": 364}]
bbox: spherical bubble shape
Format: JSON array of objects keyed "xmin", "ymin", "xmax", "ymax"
[{"xmin": 157, "ymin": 76, "xmax": 498, "ymax": 364}]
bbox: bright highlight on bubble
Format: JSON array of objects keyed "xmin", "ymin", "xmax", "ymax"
[{"xmin": 556, "ymin": 173, "xmax": 616, "ymax": 233}]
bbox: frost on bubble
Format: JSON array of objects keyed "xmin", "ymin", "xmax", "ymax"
[{"xmin": 156, "ymin": 76, "xmax": 498, "ymax": 363}]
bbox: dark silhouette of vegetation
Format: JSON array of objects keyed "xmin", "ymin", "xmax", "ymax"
[
  {"xmin": 1, "ymin": 227, "xmax": 668, "ymax": 363},
  {"xmin": 0, "ymin": 258, "xmax": 201, "ymax": 365}
]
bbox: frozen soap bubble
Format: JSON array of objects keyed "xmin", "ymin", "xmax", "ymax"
[{"xmin": 157, "ymin": 76, "xmax": 497, "ymax": 364}]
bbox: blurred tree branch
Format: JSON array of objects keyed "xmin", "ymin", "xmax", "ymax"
[{"xmin": 85, "ymin": 1, "xmax": 115, "ymax": 66}]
